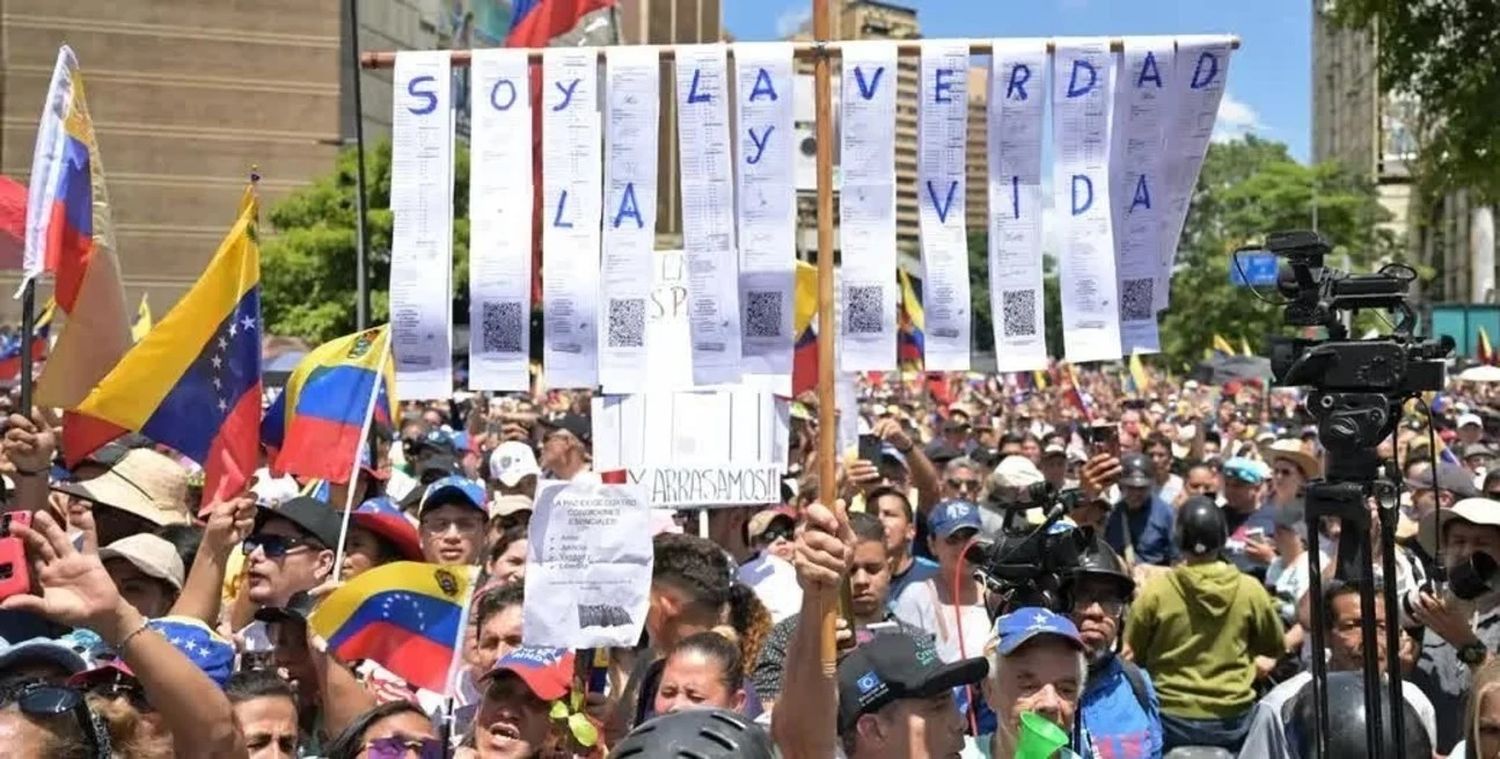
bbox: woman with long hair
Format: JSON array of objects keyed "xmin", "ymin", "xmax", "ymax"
[{"xmin": 1454, "ymin": 657, "xmax": 1500, "ymax": 758}]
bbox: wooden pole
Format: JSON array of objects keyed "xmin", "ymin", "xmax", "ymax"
[
  {"xmin": 357, "ymin": 37, "xmax": 1240, "ymax": 69},
  {"xmin": 811, "ymin": 0, "xmax": 841, "ymax": 675}
]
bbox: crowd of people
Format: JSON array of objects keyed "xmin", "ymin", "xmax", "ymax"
[{"xmin": 0, "ymin": 363, "xmax": 1498, "ymax": 758}]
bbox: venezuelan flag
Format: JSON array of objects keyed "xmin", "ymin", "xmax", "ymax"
[
  {"xmin": 1128, "ymin": 352, "xmax": 1151, "ymax": 396},
  {"xmin": 1480, "ymin": 327, "xmax": 1495, "ymax": 366},
  {"xmin": 1212, "ymin": 334, "xmax": 1236, "ymax": 356},
  {"xmin": 262, "ymin": 325, "xmax": 396, "ymax": 483},
  {"xmin": 0, "ymin": 300, "xmax": 54, "ymax": 381},
  {"xmin": 310, "ymin": 561, "xmax": 475, "ymax": 693},
  {"xmin": 73, "ymin": 192, "xmax": 260, "ymax": 507},
  {"xmin": 791, "ymin": 261, "xmax": 818, "ymax": 396},
  {"xmin": 897, "ymin": 269, "xmax": 925, "ymax": 372}
]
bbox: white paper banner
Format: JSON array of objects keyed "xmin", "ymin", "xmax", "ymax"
[
  {"xmin": 1053, "ymin": 39, "xmax": 1123, "ymax": 364},
  {"xmin": 468, "ymin": 50, "xmax": 533, "ymax": 391},
  {"xmin": 542, "ymin": 49, "xmax": 603, "ymax": 388},
  {"xmin": 734, "ymin": 43, "xmax": 797, "ymax": 382},
  {"xmin": 987, "ymin": 40, "xmax": 1049, "ymax": 372},
  {"xmin": 1155, "ymin": 35, "xmax": 1234, "ymax": 310},
  {"xmin": 838, "ymin": 41, "xmax": 899, "ymax": 371},
  {"xmin": 524, "ymin": 479, "xmax": 652, "ymax": 648},
  {"xmin": 389, "ymin": 51, "xmax": 454, "ymax": 400},
  {"xmin": 675, "ymin": 44, "xmax": 743, "ymax": 386},
  {"xmin": 918, "ymin": 40, "xmax": 972, "ymax": 371},
  {"xmin": 1110, "ymin": 39, "xmax": 1174, "ymax": 355},
  {"xmin": 599, "ymin": 47, "xmax": 660, "ymax": 394}
]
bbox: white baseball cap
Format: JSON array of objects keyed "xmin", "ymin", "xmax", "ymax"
[
  {"xmin": 100, "ymin": 534, "xmax": 185, "ymax": 590},
  {"xmin": 1459, "ymin": 413, "xmax": 1484, "ymax": 429},
  {"xmin": 488, "ymin": 441, "xmax": 541, "ymax": 487}
]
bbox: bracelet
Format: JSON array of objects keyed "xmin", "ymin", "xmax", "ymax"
[{"xmin": 115, "ymin": 619, "xmax": 153, "ymax": 650}]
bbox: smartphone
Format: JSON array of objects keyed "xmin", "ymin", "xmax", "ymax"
[
  {"xmin": 0, "ymin": 512, "xmax": 32, "ymax": 602},
  {"xmin": 858, "ymin": 433, "xmax": 882, "ymax": 463},
  {"xmin": 1245, "ymin": 526, "xmax": 1267, "ymax": 543},
  {"xmin": 855, "ymin": 621, "xmax": 901, "ymax": 646},
  {"xmin": 1087, "ymin": 422, "xmax": 1120, "ymax": 458}
]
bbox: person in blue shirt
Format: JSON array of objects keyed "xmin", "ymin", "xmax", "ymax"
[
  {"xmin": 1220, "ymin": 457, "xmax": 1279, "ymax": 580},
  {"xmin": 870, "ymin": 486, "xmax": 939, "ymax": 608},
  {"xmin": 1066, "ymin": 537, "xmax": 1164, "ymax": 759},
  {"xmin": 1104, "ymin": 454, "xmax": 1179, "ymax": 566}
]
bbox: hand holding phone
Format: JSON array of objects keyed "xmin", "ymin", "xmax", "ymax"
[
  {"xmin": 0, "ymin": 511, "xmax": 33, "ymax": 602},
  {"xmin": 1087, "ymin": 422, "xmax": 1120, "ymax": 458}
]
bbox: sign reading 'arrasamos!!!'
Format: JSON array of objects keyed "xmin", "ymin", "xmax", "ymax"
[{"xmin": 626, "ymin": 465, "xmax": 782, "ymax": 508}]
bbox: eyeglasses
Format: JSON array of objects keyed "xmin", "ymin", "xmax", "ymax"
[
  {"xmin": 365, "ymin": 735, "xmax": 444, "ymax": 759},
  {"xmin": 758, "ymin": 526, "xmax": 794, "ymax": 545},
  {"xmin": 0, "ymin": 683, "xmax": 111, "ymax": 758},
  {"xmin": 946, "ymin": 478, "xmax": 981, "ymax": 493},
  {"xmin": 242, "ymin": 534, "xmax": 318, "ymax": 558}
]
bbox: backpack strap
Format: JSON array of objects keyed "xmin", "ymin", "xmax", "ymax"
[{"xmin": 1117, "ymin": 658, "xmax": 1154, "ymax": 717}]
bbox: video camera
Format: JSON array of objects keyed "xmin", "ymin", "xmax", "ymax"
[
  {"xmin": 1258, "ymin": 230, "xmax": 1453, "ymax": 759},
  {"xmin": 963, "ymin": 483, "xmax": 1091, "ymax": 614}
]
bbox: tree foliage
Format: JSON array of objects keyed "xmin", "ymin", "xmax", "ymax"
[
  {"xmin": 1330, "ymin": 0, "xmax": 1500, "ymax": 202},
  {"xmin": 260, "ymin": 140, "xmax": 472, "ymax": 343},
  {"xmin": 1159, "ymin": 136, "xmax": 1398, "ymax": 366}
]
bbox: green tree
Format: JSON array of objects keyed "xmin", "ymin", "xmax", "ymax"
[
  {"xmin": 1329, "ymin": 0, "xmax": 1500, "ymax": 202},
  {"xmin": 260, "ymin": 139, "xmax": 472, "ymax": 343},
  {"xmin": 1160, "ymin": 135, "xmax": 1398, "ymax": 366}
]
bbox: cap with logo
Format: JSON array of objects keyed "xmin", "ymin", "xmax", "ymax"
[
  {"xmin": 53, "ymin": 448, "xmax": 190, "ymax": 527},
  {"xmin": 351, "ymin": 496, "xmax": 424, "ymax": 561},
  {"xmin": 927, "ymin": 499, "xmax": 983, "ymax": 538},
  {"xmin": 539, "ymin": 412, "xmax": 592, "ymax": 445},
  {"xmin": 835, "ymin": 633, "xmax": 987, "ymax": 733},
  {"xmin": 484, "ymin": 646, "xmax": 576, "ymax": 701},
  {"xmin": 488, "ymin": 441, "xmax": 541, "ymax": 487},
  {"xmin": 993, "ymin": 607, "xmax": 1086, "ymax": 656},
  {"xmin": 1119, "ymin": 453, "xmax": 1154, "ymax": 488},
  {"xmin": 99, "ymin": 534, "xmax": 185, "ymax": 590},
  {"xmin": 420, "ymin": 475, "xmax": 488, "ymax": 515},
  {"xmin": 254, "ymin": 496, "xmax": 344, "ymax": 549}
]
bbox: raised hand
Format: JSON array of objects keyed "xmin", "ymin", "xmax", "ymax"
[
  {"xmin": 0, "ymin": 510, "xmax": 130, "ymax": 637},
  {"xmin": 2, "ymin": 409, "xmax": 56, "ymax": 475}
]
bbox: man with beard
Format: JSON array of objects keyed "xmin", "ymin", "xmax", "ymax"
[{"xmin": 1066, "ymin": 538, "xmax": 1163, "ymax": 757}]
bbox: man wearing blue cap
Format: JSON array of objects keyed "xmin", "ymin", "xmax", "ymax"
[
  {"xmin": 418, "ymin": 475, "xmax": 489, "ymax": 566},
  {"xmin": 973, "ymin": 607, "xmax": 1091, "ymax": 758},
  {"xmin": 1220, "ymin": 457, "xmax": 1278, "ymax": 578},
  {"xmin": 891, "ymin": 499, "xmax": 992, "ymax": 664}
]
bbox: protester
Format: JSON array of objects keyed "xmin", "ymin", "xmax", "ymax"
[
  {"xmin": 1265, "ymin": 438, "xmax": 1318, "ymax": 511},
  {"xmin": 1219, "ymin": 457, "xmax": 1278, "ymax": 578},
  {"xmin": 869, "ymin": 487, "xmax": 938, "ymax": 606},
  {"xmin": 417, "ymin": 475, "xmax": 489, "ymax": 566},
  {"xmin": 1126, "ymin": 496, "xmax": 1285, "ymax": 752},
  {"xmin": 227, "ymin": 669, "xmax": 301, "ymax": 759},
  {"xmin": 891, "ymin": 499, "xmax": 992, "ymax": 664},
  {"xmin": 486, "ymin": 524, "xmax": 528, "ymax": 586},
  {"xmin": 1103, "ymin": 453, "xmax": 1178, "ymax": 566},
  {"xmin": 340, "ymin": 495, "xmax": 423, "ymax": 580},
  {"xmin": 536, "ymin": 412, "xmax": 594, "ymax": 482},
  {"xmin": 243, "ymin": 497, "xmax": 340, "ymax": 609},
  {"xmin": 325, "ymin": 700, "xmax": 439, "ymax": 759},
  {"xmin": 1142, "ymin": 434, "xmax": 1183, "ymax": 507},
  {"xmin": 1450, "ymin": 657, "xmax": 1500, "ymax": 758},
  {"xmin": 100, "ymin": 534, "xmax": 184, "ymax": 619},
  {"xmin": 469, "ymin": 646, "xmax": 598, "ymax": 759},
  {"xmin": 974, "ymin": 607, "xmax": 1090, "ymax": 758},
  {"xmin": 653, "ymin": 632, "xmax": 747, "ymax": 715}
]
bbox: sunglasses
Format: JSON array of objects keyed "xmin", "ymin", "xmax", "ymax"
[
  {"xmin": 366, "ymin": 735, "xmax": 444, "ymax": 759},
  {"xmin": 242, "ymin": 534, "xmax": 318, "ymax": 558},
  {"xmin": 1, "ymin": 683, "xmax": 111, "ymax": 758},
  {"xmin": 946, "ymin": 478, "xmax": 982, "ymax": 492},
  {"xmin": 758, "ymin": 526, "xmax": 794, "ymax": 545}
]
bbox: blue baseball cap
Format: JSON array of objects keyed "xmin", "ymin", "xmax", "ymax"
[
  {"xmin": 1222, "ymin": 457, "xmax": 1267, "ymax": 485},
  {"xmin": 993, "ymin": 607, "xmax": 1085, "ymax": 656},
  {"xmin": 420, "ymin": 475, "xmax": 487, "ymax": 514},
  {"xmin": 927, "ymin": 499, "xmax": 983, "ymax": 538}
]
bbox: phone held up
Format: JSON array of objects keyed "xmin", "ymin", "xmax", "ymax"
[
  {"xmin": 0, "ymin": 511, "xmax": 32, "ymax": 601},
  {"xmin": 1085, "ymin": 422, "xmax": 1120, "ymax": 459}
]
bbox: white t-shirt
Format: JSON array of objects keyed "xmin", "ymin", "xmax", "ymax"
[
  {"xmin": 891, "ymin": 579, "xmax": 991, "ymax": 664},
  {"xmin": 737, "ymin": 553, "xmax": 803, "ymax": 624}
]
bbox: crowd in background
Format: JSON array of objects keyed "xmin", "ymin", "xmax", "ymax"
[{"xmin": 0, "ymin": 362, "xmax": 1498, "ymax": 757}]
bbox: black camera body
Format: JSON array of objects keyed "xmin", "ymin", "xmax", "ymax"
[{"xmin": 965, "ymin": 487, "xmax": 1091, "ymax": 614}]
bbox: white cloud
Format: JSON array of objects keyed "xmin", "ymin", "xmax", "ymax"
[
  {"xmin": 1212, "ymin": 92, "xmax": 1265, "ymax": 143},
  {"xmin": 774, "ymin": 6, "xmax": 811, "ymax": 38}
]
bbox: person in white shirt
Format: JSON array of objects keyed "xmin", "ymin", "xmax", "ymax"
[{"xmin": 892, "ymin": 499, "xmax": 992, "ymax": 664}]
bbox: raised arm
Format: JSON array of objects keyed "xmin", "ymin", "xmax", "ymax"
[
  {"xmin": 171, "ymin": 496, "xmax": 256, "ymax": 626},
  {"xmin": 771, "ymin": 500, "xmax": 850, "ymax": 759}
]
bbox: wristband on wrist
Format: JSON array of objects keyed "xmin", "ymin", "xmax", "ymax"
[{"xmin": 115, "ymin": 618, "xmax": 153, "ymax": 650}]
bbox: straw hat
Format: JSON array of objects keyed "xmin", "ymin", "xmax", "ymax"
[
  {"xmin": 1266, "ymin": 439, "xmax": 1322, "ymax": 479},
  {"xmin": 54, "ymin": 449, "xmax": 190, "ymax": 526}
]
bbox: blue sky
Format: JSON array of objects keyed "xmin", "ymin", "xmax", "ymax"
[{"xmin": 722, "ymin": 0, "xmax": 1312, "ymax": 162}]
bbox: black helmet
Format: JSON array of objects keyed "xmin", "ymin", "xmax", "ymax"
[
  {"xmin": 1175, "ymin": 495, "xmax": 1228, "ymax": 557},
  {"xmin": 1068, "ymin": 537, "xmax": 1135, "ymax": 601},
  {"xmin": 609, "ymin": 708, "xmax": 775, "ymax": 759},
  {"xmin": 1285, "ymin": 671, "xmax": 1432, "ymax": 758}
]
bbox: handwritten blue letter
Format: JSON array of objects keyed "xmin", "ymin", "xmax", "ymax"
[
  {"xmin": 553, "ymin": 190, "xmax": 574, "ymax": 228},
  {"xmin": 552, "ymin": 78, "xmax": 581, "ymax": 111},
  {"xmin": 1066, "ymin": 59, "xmax": 1097, "ymax": 98},
  {"xmin": 489, "ymin": 78, "xmax": 518, "ymax": 111},
  {"xmin": 1071, "ymin": 175, "xmax": 1094, "ymax": 216},
  {"xmin": 1129, "ymin": 174, "xmax": 1152, "ymax": 212},
  {"xmin": 853, "ymin": 66, "xmax": 885, "ymax": 100},
  {"xmin": 934, "ymin": 68, "xmax": 957, "ymax": 103},
  {"xmin": 749, "ymin": 68, "xmax": 778, "ymax": 101},
  {"xmin": 613, "ymin": 184, "xmax": 643, "ymax": 228},
  {"xmin": 407, "ymin": 76, "xmax": 438, "ymax": 115},
  {"xmin": 1190, "ymin": 52, "xmax": 1220, "ymax": 89},
  {"xmin": 1137, "ymin": 52, "xmax": 1164, "ymax": 88},
  {"xmin": 687, "ymin": 69, "xmax": 712, "ymax": 103},
  {"xmin": 1007, "ymin": 64, "xmax": 1031, "ymax": 101},
  {"xmin": 926, "ymin": 180, "xmax": 959, "ymax": 223},
  {"xmin": 747, "ymin": 126, "xmax": 775, "ymax": 165}
]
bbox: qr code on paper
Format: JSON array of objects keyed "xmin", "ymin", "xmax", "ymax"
[
  {"xmin": 1121, "ymin": 278, "xmax": 1155, "ymax": 321},
  {"xmin": 481, "ymin": 301, "xmax": 524, "ymax": 353},
  {"xmin": 745, "ymin": 291, "xmax": 784, "ymax": 338},
  {"xmin": 846, "ymin": 285, "xmax": 884, "ymax": 335},
  {"xmin": 607, "ymin": 298, "xmax": 646, "ymax": 348},
  {"xmin": 1001, "ymin": 289, "xmax": 1037, "ymax": 337}
]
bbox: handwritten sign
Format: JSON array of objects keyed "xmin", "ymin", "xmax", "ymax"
[
  {"xmin": 523, "ymin": 479, "xmax": 653, "ymax": 648},
  {"xmin": 625, "ymin": 465, "xmax": 782, "ymax": 508}
]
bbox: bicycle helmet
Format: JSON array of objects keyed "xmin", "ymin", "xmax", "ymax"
[{"xmin": 609, "ymin": 708, "xmax": 775, "ymax": 759}]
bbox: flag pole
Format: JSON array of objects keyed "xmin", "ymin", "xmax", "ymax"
[
  {"xmin": 810, "ymin": 0, "xmax": 848, "ymax": 675},
  {"xmin": 348, "ymin": 0, "xmax": 372, "ymax": 331},
  {"xmin": 18, "ymin": 279, "xmax": 35, "ymax": 413},
  {"xmin": 332, "ymin": 327, "xmax": 392, "ymax": 583}
]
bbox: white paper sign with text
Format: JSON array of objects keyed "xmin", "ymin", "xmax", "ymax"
[
  {"xmin": 918, "ymin": 40, "xmax": 972, "ymax": 371},
  {"xmin": 541, "ymin": 49, "xmax": 602, "ymax": 388},
  {"xmin": 524, "ymin": 479, "xmax": 652, "ymax": 648}
]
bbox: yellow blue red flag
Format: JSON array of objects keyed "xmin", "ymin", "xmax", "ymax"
[
  {"xmin": 897, "ymin": 269, "xmax": 925, "ymax": 372},
  {"xmin": 73, "ymin": 192, "xmax": 260, "ymax": 507},
  {"xmin": 262, "ymin": 325, "xmax": 396, "ymax": 483}
]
